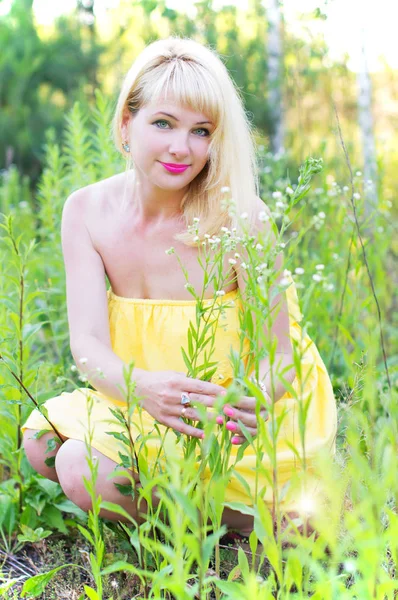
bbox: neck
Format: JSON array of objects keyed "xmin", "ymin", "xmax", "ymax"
[{"xmin": 126, "ymin": 169, "xmax": 187, "ymax": 223}]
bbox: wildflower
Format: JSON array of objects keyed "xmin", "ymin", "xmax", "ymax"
[
  {"xmin": 234, "ymin": 252, "xmax": 240, "ymax": 258},
  {"xmin": 279, "ymin": 242, "xmax": 286, "ymax": 249},
  {"xmin": 315, "ymin": 264, "xmax": 325, "ymax": 270},
  {"xmin": 258, "ymin": 211, "xmax": 270, "ymax": 222},
  {"xmin": 96, "ymin": 367, "xmax": 103, "ymax": 373},
  {"xmin": 221, "ymin": 226, "xmax": 229, "ymax": 233},
  {"xmin": 228, "ymin": 258, "xmax": 237, "ymax": 265},
  {"xmin": 215, "ymin": 290, "xmax": 226, "ymax": 297},
  {"xmin": 353, "ymin": 192, "xmax": 361, "ymax": 200},
  {"xmin": 193, "ymin": 235, "xmax": 199, "ymax": 242},
  {"xmin": 79, "ymin": 357, "xmax": 88, "ymax": 364},
  {"xmin": 184, "ymin": 283, "xmax": 194, "ymax": 291},
  {"xmin": 295, "ymin": 267, "xmax": 305, "ymax": 275},
  {"xmin": 325, "ymin": 283, "xmax": 335, "ymax": 291},
  {"xmin": 279, "ymin": 277, "xmax": 290, "ymax": 286},
  {"xmin": 355, "ymin": 170, "xmax": 362, "ymax": 177},
  {"xmin": 193, "ymin": 217, "xmax": 200, "ymax": 223},
  {"xmin": 283, "ymin": 269, "xmax": 291, "ymax": 277},
  {"xmin": 241, "ymin": 262, "xmax": 248, "ymax": 270},
  {"xmin": 240, "ymin": 212, "xmax": 248, "ymax": 220},
  {"xmin": 318, "ymin": 211, "xmax": 326, "ymax": 219},
  {"xmin": 343, "ymin": 185, "xmax": 349, "ymax": 191},
  {"xmin": 312, "ymin": 274, "xmax": 322, "ymax": 282},
  {"xmin": 255, "ymin": 243, "xmax": 263, "ymax": 251},
  {"xmin": 165, "ymin": 247, "xmax": 175, "ymax": 255},
  {"xmin": 56, "ymin": 377, "xmax": 64, "ymax": 384},
  {"xmin": 19, "ymin": 201, "xmax": 28, "ymax": 209},
  {"xmin": 315, "ymin": 188, "xmax": 323, "ymax": 195},
  {"xmin": 70, "ymin": 365, "xmax": 77, "ymax": 372},
  {"xmin": 377, "ymin": 226, "xmax": 384, "ymax": 233},
  {"xmin": 257, "ymin": 276, "xmax": 264, "ymax": 283},
  {"xmin": 285, "ymin": 186, "xmax": 294, "ymax": 195},
  {"xmin": 232, "ymin": 227, "xmax": 237, "ymax": 233},
  {"xmin": 111, "ymin": 579, "xmax": 119, "ymax": 589},
  {"xmin": 275, "ymin": 201, "xmax": 285, "ymax": 209},
  {"xmin": 332, "ymin": 253, "xmax": 339, "ymax": 260},
  {"xmin": 79, "ymin": 375, "xmax": 88, "ymax": 382},
  {"xmin": 204, "ymin": 233, "xmax": 210, "ymax": 239},
  {"xmin": 218, "ymin": 374, "xmax": 224, "ymax": 379},
  {"xmin": 221, "ymin": 186, "xmax": 230, "ymax": 193},
  {"xmin": 272, "ymin": 191, "xmax": 282, "ymax": 199}
]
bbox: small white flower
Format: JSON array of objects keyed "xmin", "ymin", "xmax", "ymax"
[
  {"xmin": 355, "ymin": 171, "xmax": 362, "ymax": 177},
  {"xmin": 234, "ymin": 252, "xmax": 240, "ymax": 258},
  {"xmin": 241, "ymin": 262, "xmax": 248, "ymax": 270},
  {"xmin": 215, "ymin": 237, "xmax": 221, "ymax": 244},
  {"xmin": 215, "ymin": 290, "xmax": 226, "ymax": 296},
  {"xmin": 232, "ymin": 227, "xmax": 237, "ymax": 233},
  {"xmin": 275, "ymin": 201, "xmax": 285, "ymax": 209},
  {"xmin": 272, "ymin": 191, "xmax": 282, "ymax": 199},
  {"xmin": 228, "ymin": 258, "xmax": 237, "ymax": 265},
  {"xmin": 258, "ymin": 211, "xmax": 270, "ymax": 222},
  {"xmin": 202, "ymin": 241, "xmax": 206, "ymax": 246},
  {"xmin": 325, "ymin": 283, "xmax": 335, "ymax": 291},
  {"xmin": 96, "ymin": 367, "xmax": 103, "ymax": 372},
  {"xmin": 312, "ymin": 273, "xmax": 322, "ymax": 282},
  {"xmin": 221, "ymin": 186, "xmax": 230, "ymax": 193},
  {"xmin": 193, "ymin": 235, "xmax": 199, "ymax": 242},
  {"xmin": 295, "ymin": 267, "xmax": 305, "ymax": 275},
  {"xmin": 279, "ymin": 242, "xmax": 286, "ymax": 249},
  {"xmin": 221, "ymin": 226, "xmax": 229, "ymax": 233},
  {"xmin": 343, "ymin": 185, "xmax": 349, "ymax": 192},
  {"xmin": 315, "ymin": 264, "xmax": 325, "ymax": 270},
  {"xmin": 79, "ymin": 375, "xmax": 88, "ymax": 382},
  {"xmin": 318, "ymin": 211, "xmax": 326, "ymax": 219},
  {"xmin": 240, "ymin": 212, "xmax": 248, "ymax": 220},
  {"xmin": 70, "ymin": 365, "xmax": 77, "ymax": 372},
  {"xmin": 255, "ymin": 243, "xmax": 263, "ymax": 251},
  {"xmin": 56, "ymin": 377, "xmax": 64, "ymax": 384},
  {"xmin": 165, "ymin": 247, "xmax": 175, "ymax": 255},
  {"xmin": 285, "ymin": 186, "xmax": 294, "ymax": 195},
  {"xmin": 332, "ymin": 253, "xmax": 339, "ymax": 260},
  {"xmin": 315, "ymin": 188, "xmax": 323, "ymax": 195},
  {"xmin": 204, "ymin": 233, "xmax": 210, "ymax": 239},
  {"xmin": 218, "ymin": 374, "xmax": 224, "ymax": 379},
  {"xmin": 283, "ymin": 269, "xmax": 291, "ymax": 277},
  {"xmin": 19, "ymin": 201, "xmax": 28, "ymax": 209},
  {"xmin": 353, "ymin": 192, "xmax": 361, "ymax": 200},
  {"xmin": 257, "ymin": 276, "xmax": 264, "ymax": 283},
  {"xmin": 79, "ymin": 357, "xmax": 88, "ymax": 364},
  {"xmin": 193, "ymin": 217, "xmax": 200, "ymax": 223},
  {"xmin": 377, "ymin": 226, "xmax": 384, "ymax": 233},
  {"xmin": 279, "ymin": 277, "xmax": 290, "ymax": 286}
]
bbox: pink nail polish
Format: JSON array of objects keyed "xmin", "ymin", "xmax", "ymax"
[
  {"xmin": 216, "ymin": 416, "xmax": 224, "ymax": 425},
  {"xmin": 226, "ymin": 421, "xmax": 237, "ymax": 432},
  {"xmin": 224, "ymin": 407, "xmax": 234, "ymax": 417},
  {"xmin": 231, "ymin": 436, "xmax": 240, "ymax": 444}
]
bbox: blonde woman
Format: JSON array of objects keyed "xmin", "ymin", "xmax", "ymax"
[{"xmin": 22, "ymin": 37, "xmax": 337, "ymax": 537}]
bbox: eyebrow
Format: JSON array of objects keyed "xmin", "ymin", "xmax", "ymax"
[{"xmin": 152, "ymin": 111, "xmax": 213, "ymax": 125}]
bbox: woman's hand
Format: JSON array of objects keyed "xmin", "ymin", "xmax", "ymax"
[
  {"xmin": 136, "ymin": 370, "xmax": 226, "ymax": 438},
  {"xmin": 218, "ymin": 392, "xmax": 270, "ymax": 445}
]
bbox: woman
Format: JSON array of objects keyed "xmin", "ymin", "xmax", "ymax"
[{"xmin": 22, "ymin": 36, "xmax": 337, "ymax": 535}]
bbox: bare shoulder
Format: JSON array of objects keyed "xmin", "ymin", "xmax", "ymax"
[{"xmin": 63, "ymin": 173, "xmax": 124, "ymax": 221}]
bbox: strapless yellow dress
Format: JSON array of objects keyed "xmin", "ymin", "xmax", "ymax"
[{"xmin": 22, "ymin": 276, "xmax": 337, "ymax": 511}]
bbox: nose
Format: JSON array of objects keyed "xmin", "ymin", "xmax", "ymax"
[{"xmin": 168, "ymin": 131, "xmax": 190, "ymax": 158}]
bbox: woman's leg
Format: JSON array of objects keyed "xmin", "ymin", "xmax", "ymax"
[
  {"xmin": 54, "ymin": 439, "xmax": 156, "ymax": 522},
  {"xmin": 23, "ymin": 429, "xmax": 65, "ymax": 483}
]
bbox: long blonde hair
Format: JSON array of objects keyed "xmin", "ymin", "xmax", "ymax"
[{"xmin": 112, "ymin": 36, "xmax": 259, "ymax": 245}]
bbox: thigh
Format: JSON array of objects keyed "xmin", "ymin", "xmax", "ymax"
[{"xmin": 23, "ymin": 429, "xmax": 67, "ymax": 482}]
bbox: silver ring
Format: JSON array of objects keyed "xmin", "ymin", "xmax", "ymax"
[{"xmin": 181, "ymin": 392, "xmax": 191, "ymax": 406}]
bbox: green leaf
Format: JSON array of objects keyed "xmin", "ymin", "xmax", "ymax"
[
  {"xmin": 181, "ymin": 346, "xmax": 193, "ymax": 373},
  {"xmin": 21, "ymin": 564, "xmax": 74, "ymax": 598},
  {"xmin": 84, "ymin": 585, "xmax": 100, "ymax": 600}
]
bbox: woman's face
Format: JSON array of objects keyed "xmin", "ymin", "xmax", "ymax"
[{"xmin": 122, "ymin": 100, "xmax": 215, "ymax": 191}]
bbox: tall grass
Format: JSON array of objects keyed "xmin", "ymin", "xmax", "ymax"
[{"xmin": 0, "ymin": 93, "xmax": 397, "ymax": 598}]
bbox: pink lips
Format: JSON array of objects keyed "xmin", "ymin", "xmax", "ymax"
[{"xmin": 159, "ymin": 162, "xmax": 190, "ymax": 174}]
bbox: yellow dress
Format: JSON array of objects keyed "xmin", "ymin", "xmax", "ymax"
[{"xmin": 22, "ymin": 275, "xmax": 337, "ymax": 511}]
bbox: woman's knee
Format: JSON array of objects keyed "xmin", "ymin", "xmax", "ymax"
[{"xmin": 23, "ymin": 429, "xmax": 62, "ymax": 483}]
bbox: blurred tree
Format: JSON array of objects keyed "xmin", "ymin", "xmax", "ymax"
[
  {"xmin": 0, "ymin": 0, "xmax": 104, "ymax": 184},
  {"xmin": 266, "ymin": 0, "xmax": 284, "ymax": 154}
]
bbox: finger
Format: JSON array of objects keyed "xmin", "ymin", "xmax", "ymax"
[
  {"xmin": 225, "ymin": 420, "xmax": 258, "ymax": 437},
  {"xmin": 184, "ymin": 378, "xmax": 227, "ymax": 397},
  {"xmin": 233, "ymin": 395, "xmax": 269, "ymax": 411},
  {"xmin": 223, "ymin": 405, "xmax": 268, "ymax": 427},
  {"xmin": 168, "ymin": 418, "xmax": 204, "ymax": 439},
  {"xmin": 178, "ymin": 406, "xmax": 207, "ymax": 421},
  {"xmin": 231, "ymin": 435, "xmax": 246, "ymax": 445},
  {"xmin": 187, "ymin": 393, "xmax": 219, "ymax": 407}
]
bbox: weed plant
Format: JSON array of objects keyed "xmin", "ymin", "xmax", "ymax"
[{"xmin": 0, "ymin": 94, "xmax": 397, "ymax": 598}]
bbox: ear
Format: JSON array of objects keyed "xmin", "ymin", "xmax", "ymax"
[{"xmin": 121, "ymin": 107, "xmax": 131, "ymax": 140}]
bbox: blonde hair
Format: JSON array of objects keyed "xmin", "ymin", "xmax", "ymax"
[{"xmin": 112, "ymin": 36, "xmax": 259, "ymax": 245}]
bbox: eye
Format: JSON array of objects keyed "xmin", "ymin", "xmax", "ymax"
[{"xmin": 152, "ymin": 120, "xmax": 210, "ymax": 137}]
